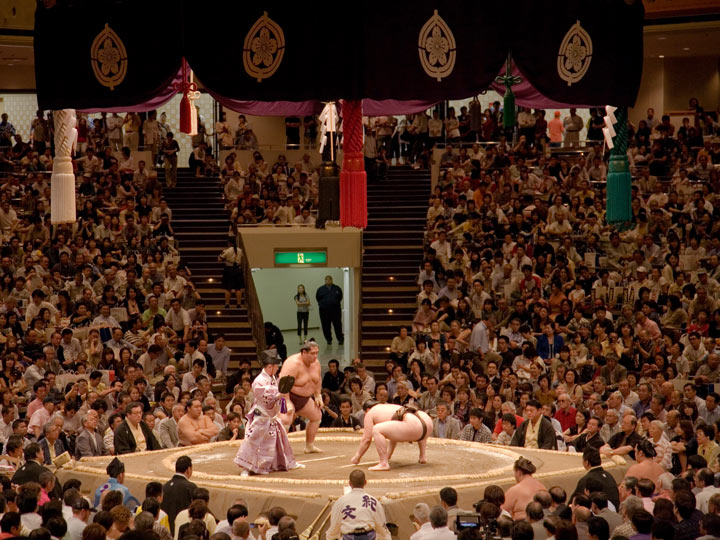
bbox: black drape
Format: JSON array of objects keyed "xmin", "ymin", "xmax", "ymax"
[{"xmin": 34, "ymin": 0, "xmax": 644, "ymax": 110}]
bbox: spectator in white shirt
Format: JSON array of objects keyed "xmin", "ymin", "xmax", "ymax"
[
  {"xmin": 26, "ymin": 289, "xmax": 58, "ymax": 323},
  {"xmin": 411, "ymin": 503, "xmax": 433, "ymax": 540},
  {"xmin": 91, "ymin": 304, "xmax": 121, "ymax": 329},
  {"xmin": 424, "ymin": 506, "xmax": 455, "ymax": 540},
  {"xmin": 293, "ymin": 207, "xmax": 316, "ymax": 226},
  {"xmin": 182, "ymin": 358, "xmax": 206, "ymax": 392},
  {"xmin": 207, "ymin": 335, "xmax": 231, "ymax": 379},
  {"xmin": 164, "ymin": 264, "xmax": 187, "ymax": 300},
  {"xmin": 165, "ymin": 298, "xmax": 191, "ymax": 344}
]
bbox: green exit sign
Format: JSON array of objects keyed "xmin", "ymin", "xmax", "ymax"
[{"xmin": 274, "ymin": 250, "xmax": 327, "ymax": 266}]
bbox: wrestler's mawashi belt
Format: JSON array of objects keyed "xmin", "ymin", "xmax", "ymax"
[{"xmin": 392, "ymin": 405, "xmax": 428, "ymax": 442}]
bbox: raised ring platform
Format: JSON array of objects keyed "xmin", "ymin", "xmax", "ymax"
[{"xmin": 58, "ymin": 429, "xmax": 628, "ymax": 537}]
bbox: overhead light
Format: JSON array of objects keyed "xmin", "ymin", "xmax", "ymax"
[
  {"xmin": 683, "ymin": 47, "xmax": 690, "ymax": 51},
  {"xmin": 657, "ymin": 36, "xmax": 666, "ymax": 40},
  {"xmin": 659, "ymin": 55, "xmax": 665, "ymax": 58}
]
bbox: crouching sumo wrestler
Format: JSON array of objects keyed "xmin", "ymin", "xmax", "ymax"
[{"xmin": 351, "ymin": 402, "xmax": 433, "ymax": 471}]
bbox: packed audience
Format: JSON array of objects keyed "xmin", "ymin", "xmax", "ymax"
[
  {"xmin": 0, "ymin": 110, "xmax": 253, "ymax": 468},
  {"xmin": 218, "ymin": 150, "xmax": 321, "ymax": 229},
  {"xmin": 0, "ymin": 97, "xmax": 720, "ymax": 540}
]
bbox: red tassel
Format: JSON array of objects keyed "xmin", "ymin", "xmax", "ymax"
[
  {"xmin": 179, "ymin": 93, "xmax": 192, "ymax": 134},
  {"xmin": 339, "ymin": 100, "xmax": 367, "ymax": 229},
  {"xmin": 173, "ymin": 59, "xmax": 196, "ymax": 135}
]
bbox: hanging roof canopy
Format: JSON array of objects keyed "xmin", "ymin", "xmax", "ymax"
[{"xmin": 34, "ymin": 0, "xmax": 644, "ymax": 114}]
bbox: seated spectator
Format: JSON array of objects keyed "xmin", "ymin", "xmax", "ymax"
[
  {"xmin": 177, "ymin": 398, "xmax": 219, "ymax": 446},
  {"xmin": 93, "ymin": 458, "xmax": 140, "ymax": 511},
  {"xmin": 114, "ymin": 402, "xmax": 161, "ymax": 455}
]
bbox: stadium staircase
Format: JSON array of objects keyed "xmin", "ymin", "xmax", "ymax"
[
  {"xmin": 162, "ymin": 170, "xmax": 257, "ymax": 372},
  {"xmin": 360, "ymin": 166, "xmax": 430, "ymax": 372}
]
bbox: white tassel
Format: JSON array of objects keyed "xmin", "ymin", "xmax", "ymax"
[
  {"xmin": 318, "ymin": 102, "xmax": 338, "ymax": 157},
  {"xmin": 603, "ymin": 116, "xmax": 616, "ymax": 137},
  {"xmin": 605, "ymin": 105, "xmax": 617, "ymax": 125},
  {"xmin": 189, "ymin": 90, "xmax": 201, "ymax": 136},
  {"xmin": 51, "ymin": 109, "xmax": 78, "ymax": 224},
  {"xmin": 603, "ymin": 126, "xmax": 614, "ymax": 150}
]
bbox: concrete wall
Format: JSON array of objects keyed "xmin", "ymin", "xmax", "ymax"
[
  {"xmin": 239, "ymin": 227, "xmax": 363, "ymax": 268},
  {"xmin": 240, "ymin": 227, "xmax": 363, "ymax": 355}
]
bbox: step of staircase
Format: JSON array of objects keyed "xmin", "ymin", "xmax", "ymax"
[
  {"xmin": 164, "ymin": 175, "xmax": 258, "ymax": 370},
  {"xmin": 360, "ymin": 168, "xmax": 429, "ymax": 376}
]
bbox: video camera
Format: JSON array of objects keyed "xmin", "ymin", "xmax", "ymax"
[{"xmin": 455, "ymin": 514, "xmax": 499, "ymax": 540}]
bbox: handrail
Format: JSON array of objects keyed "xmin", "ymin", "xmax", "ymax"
[{"xmin": 235, "ymin": 229, "xmax": 266, "ymax": 355}]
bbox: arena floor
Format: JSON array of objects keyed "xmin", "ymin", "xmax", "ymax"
[{"xmin": 59, "ymin": 430, "xmax": 629, "ymax": 538}]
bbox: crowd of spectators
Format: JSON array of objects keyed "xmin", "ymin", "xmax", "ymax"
[
  {"xmin": 328, "ymin": 101, "xmax": 720, "ymax": 536},
  {"xmin": 0, "ymin": 107, "xmax": 271, "ymax": 516},
  {"xmin": 2, "ymin": 97, "xmax": 720, "ymax": 540},
  {"xmin": 219, "ymin": 151, "xmax": 321, "ymax": 229}
]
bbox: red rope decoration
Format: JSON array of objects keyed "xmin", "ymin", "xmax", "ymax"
[
  {"xmin": 339, "ymin": 99, "xmax": 367, "ymax": 228},
  {"xmin": 172, "ymin": 59, "xmax": 197, "ymax": 134}
]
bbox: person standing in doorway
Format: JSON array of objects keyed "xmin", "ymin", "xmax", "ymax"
[
  {"xmin": 294, "ymin": 285, "xmax": 311, "ymax": 345},
  {"xmin": 316, "ymin": 276, "xmax": 343, "ymax": 346},
  {"xmin": 218, "ymin": 239, "xmax": 244, "ymax": 308}
]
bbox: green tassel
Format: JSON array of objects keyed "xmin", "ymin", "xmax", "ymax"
[
  {"xmin": 606, "ymin": 106, "xmax": 632, "ymax": 228},
  {"xmin": 503, "ymin": 88, "xmax": 515, "ymax": 129},
  {"xmin": 606, "ymin": 155, "xmax": 632, "ymax": 225},
  {"xmin": 495, "ymin": 53, "xmax": 521, "ymax": 131}
]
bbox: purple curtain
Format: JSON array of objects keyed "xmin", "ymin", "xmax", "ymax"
[
  {"xmin": 77, "ymin": 70, "xmax": 183, "ymax": 114},
  {"xmin": 211, "ymin": 91, "xmax": 437, "ymax": 117},
  {"xmin": 490, "ymin": 63, "xmax": 599, "ymax": 109},
  {"xmin": 76, "ymin": 63, "xmax": 598, "ymax": 116}
]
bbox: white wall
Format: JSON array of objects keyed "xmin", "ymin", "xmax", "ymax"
[
  {"xmin": 221, "ymin": 112, "xmax": 287, "ymax": 148},
  {"xmin": 252, "ymin": 267, "xmax": 345, "ymax": 333},
  {"xmin": 630, "ymin": 58, "xmax": 665, "ymax": 126},
  {"xmin": 630, "ymin": 55, "xmax": 720, "ymax": 124}
]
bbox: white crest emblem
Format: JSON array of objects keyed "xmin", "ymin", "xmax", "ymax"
[
  {"xmin": 557, "ymin": 20, "xmax": 593, "ymax": 86},
  {"xmin": 418, "ymin": 10, "xmax": 456, "ymax": 82}
]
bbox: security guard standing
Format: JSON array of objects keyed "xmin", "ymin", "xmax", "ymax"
[{"xmin": 326, "ymin": 470, "xmax": 390, "ymax": 540}]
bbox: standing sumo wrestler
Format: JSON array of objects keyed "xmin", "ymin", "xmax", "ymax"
[{"xmin": 279, "ymin": 340, "xmax": 324, "ymax": 453}]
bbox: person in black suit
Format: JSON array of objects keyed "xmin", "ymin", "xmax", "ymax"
[
  {"xmin": 316, "ymin": 276, "xmax": 344, "ymax": 345},
  {"xmin": 161, "ymin": 455, "xmax": 196, "ymax": 534},
  {"xmin": 114, "ymin": 402, "xmax": 161, "ymax": 455},
  {"xmin": 38, "ymin": 422, "xmax": 67, "ymax": 465},
  {"xmin": 571, "ymin": 447, "xmax": 620, "ymax": 510},
  {"xmin": 12, "ymin": 443, "xmax": 52, "ymax": 485},
  {"xmin": 573, "ymin": 417, "xmax": 605, "ymax": 453},
  {"xmin": 510, "ymin": 400, "xmax": 558, "ymax": 450}
]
